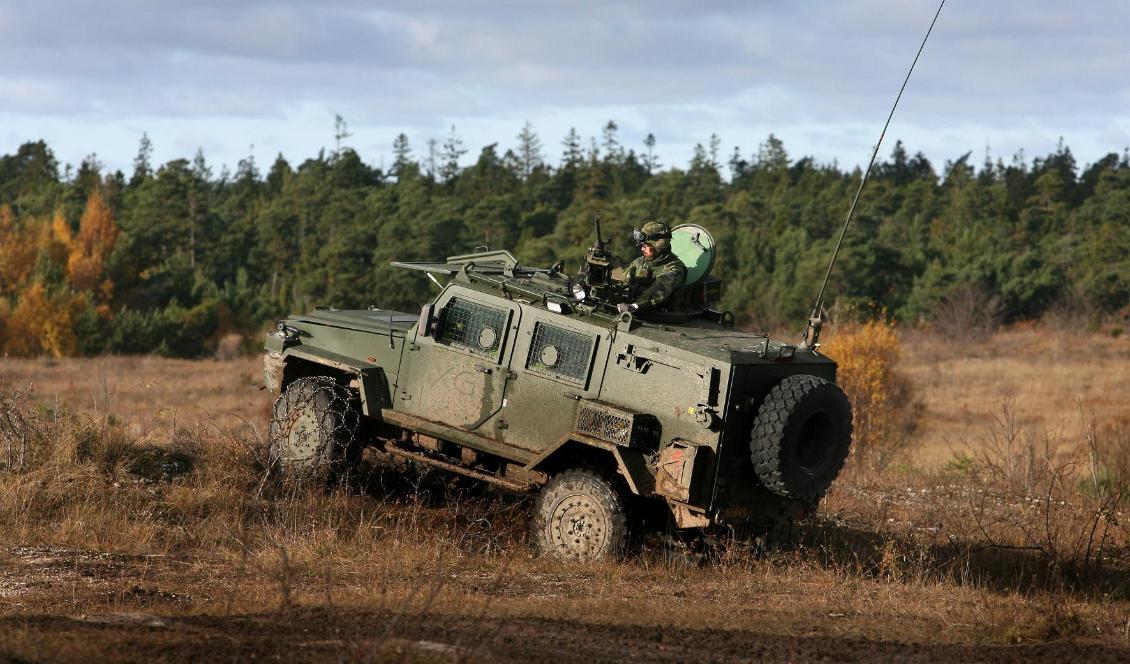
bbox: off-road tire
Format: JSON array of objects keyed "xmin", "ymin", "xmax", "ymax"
[
  {"xmin": 750, "ymin": 375, "xmax": 852, "ymax": 501},
  {"xmin": 268, "ymin": 376, "xmax": 361, "ymax": 482},
  {"xmin": 532, "ymin": 468, "xmax": 629, "ymax": 562}
]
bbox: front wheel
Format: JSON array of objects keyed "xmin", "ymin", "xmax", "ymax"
[
  {"xmin": 532, "ymin": 469, "xmax": 628, "ymax": 562},
  {"xmin": 268, "ymin": 376, "xmax": 361, "ymax": 483}
]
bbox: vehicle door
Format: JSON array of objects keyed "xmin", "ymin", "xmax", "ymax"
[
  {"xmin": 398, "ymin": 288, "xmax": 520, "ymax": 437},
  {"xmin": 498, "ymin": 312, "xmax": 610, "ymax": 453}
]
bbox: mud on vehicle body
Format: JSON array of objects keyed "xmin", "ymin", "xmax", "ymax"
[{"xmin": 263, "ymin": 225, "xmax": 853, "ymax": 561}]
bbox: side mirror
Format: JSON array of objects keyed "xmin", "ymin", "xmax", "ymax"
[{"xmin": 418, "ymin": 303, "xmax": 436, "ymax": 337}]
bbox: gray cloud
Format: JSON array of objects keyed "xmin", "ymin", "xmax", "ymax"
[{"xmin": 2, "ymin": 1, "xmax": 1128, "ymax": 173}]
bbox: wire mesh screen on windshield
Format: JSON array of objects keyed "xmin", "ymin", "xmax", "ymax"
[
  {"xmin": 526, "ymin": 322, "xmax": 594, "ymax": 386},
  {"xmin": 439, "ymin": 298, "xmax": 507, "ymax": 357}
]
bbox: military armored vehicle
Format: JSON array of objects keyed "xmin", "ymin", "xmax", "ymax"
[{"xmin": 263, "ymin": 221, "xmax": 852, "ymax": 561}]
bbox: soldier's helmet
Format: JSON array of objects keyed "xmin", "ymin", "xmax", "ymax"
[{"xmin": 632, "ymin": 220, "xmax": 672, "ymax": 254}]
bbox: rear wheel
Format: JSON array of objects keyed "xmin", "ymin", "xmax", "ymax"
[
  {"xmin": 532, "ymin": 468, "xmax": 628, "ymax": 562},
  {"xmin": 268, "ymin": 376, "xmax": 361, "ymax": 483}
]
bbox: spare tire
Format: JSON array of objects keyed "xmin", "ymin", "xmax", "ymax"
[{"xmin": 749, "ymin": 374, "xmax": 852, "ymax": 500}]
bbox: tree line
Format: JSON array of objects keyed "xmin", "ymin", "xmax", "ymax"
[{"xmin": 1, "ymin": 121, "xmax": 1127, "ymax": 357}]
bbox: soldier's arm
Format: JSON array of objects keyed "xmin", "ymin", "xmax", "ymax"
[{"xmin": 633, "ymin": 262, "xmax": 686, "ymax": 309}]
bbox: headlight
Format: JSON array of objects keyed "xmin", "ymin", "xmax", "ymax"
[
  {"xmin": 546, "ymin": 297, "xmax": 570, "ymax": 314},
  {"xmin": 571, "ymin": 283, "xmax": 587, "ymax": 301}
]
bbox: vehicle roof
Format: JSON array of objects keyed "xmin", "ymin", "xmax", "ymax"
[{"xmin": 447, "ymin": 266, "xmax": 832, "ymax": 367}]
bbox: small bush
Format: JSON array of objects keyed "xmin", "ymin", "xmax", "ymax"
[
  {"xmin": 822, "ymin": 319, "xmax": 920, "ymax": 473},
  {"xmin": 929, "ymin": 284, "xmax": 1003, "ymax": 341},
  {"xmin": 0, "ymin": 378, "xmax": 39, "ymax": 471}
]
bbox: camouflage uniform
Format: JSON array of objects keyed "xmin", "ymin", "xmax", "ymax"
[{"xmin": 625, "ymin": 234, "xmax": 687, "ymax": 311}]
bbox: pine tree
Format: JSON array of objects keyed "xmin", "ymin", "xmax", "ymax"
[
  {"xmin": 188, "ymin": 148, "xmax": 213, "ymax": 269},
  {"xmin": 729, "ymin": 146, "xmax": 748, "ymax": 181},
  {"xmin": 131, "ymin": 133, "xmax": 153, "ymax": 187},
  {"xmin": 561, "ymin": 128, "xmax": 583, "ymax": 169},
  {"xmin": 392, "ymin": 133, "xmax": 413, "ymax": 178},
  {"xmin": 333, "ymin": 114, "xmax": 352, "ymax": 157},
  {"xmin": 426, "ymin": 138, "xmax": 439, "ymax": 180},
  {"xmin": 642, "ymin": 133, "xmax": 660, "ymax": 174},
  {"xmin": 440, "ymin": 126, "xmax": 466, "ymax": 184},
  {"xmin": 266, "ymin": 153, "xmax": 291, "ymax": 194},
  {"xmin": 601, "ymin": 121, "xmax": 622, "ymax": 164},
  {"xmin": 757, "ymin": 134, "xmax": 789, "ymax": 171},
  {"xmin": 516, "ymin": 121, "xmax": 544, "ymax": 180}
]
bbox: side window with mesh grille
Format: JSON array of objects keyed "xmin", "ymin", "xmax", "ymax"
[
  {"xmin": 438, "ymin": 297, "xmax": 508, "ymax": 359},
  {"xmin": 525, "ymin": 322, "xmax": 596, "ymax": 386}
]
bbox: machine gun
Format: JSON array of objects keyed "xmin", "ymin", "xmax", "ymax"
[
  {"xmin": 571, "ymin": 215, "xmax": 635, "ymax": 309},
  {"xmin": 579, "ymin": 215, "xmax": 614, "ymax": 286}
]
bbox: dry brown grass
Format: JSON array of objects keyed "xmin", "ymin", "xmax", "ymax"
[
  {"xmin": 896, "ymin": 324, "xmax": 1130, "ymax": 468},
  {"xmin": 0, "ymin": 355, "xmax": 269, "ymax": 439},
  {"xmin": 2, "ymin": 331, "xmax": 1130, "ymax": 660}
]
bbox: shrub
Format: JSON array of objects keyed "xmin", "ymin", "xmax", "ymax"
[
  {"xmin": 929, "ymin": 284, "xmax": 1003, "ymax": 341},
  {"xmin": 822, "ymin": 319, "xmax": 920, "ymax": 473}
]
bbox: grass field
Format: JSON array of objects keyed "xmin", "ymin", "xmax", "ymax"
[{"xmin": 1, "ymin": 325, "xmax": 1129, "ymax": 662}]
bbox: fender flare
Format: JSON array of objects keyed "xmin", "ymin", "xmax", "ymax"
[
  {"xmin": 525, "ymin": 434, "xmax": 655, "ymax": 496},
  {"xmin": 280, "ymin": 348, "xmax": 391, "ymax": 415}
]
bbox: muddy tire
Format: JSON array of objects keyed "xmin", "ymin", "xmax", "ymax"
[
  {"xmin": 750, "ymin": 375, "xmax": 852, "ymax": 501},
  {"xmin": 268, "ymin": 376, "xmax": 361, "ymax": 482},
  {"xmin": 532, "ymin": 468, "xmax": 628, "ymax": 562}
]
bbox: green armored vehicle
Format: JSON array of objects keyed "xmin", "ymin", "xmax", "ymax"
[{"xmin": 263, "ymin": 222, "xmax": 852, "ymax": 561}]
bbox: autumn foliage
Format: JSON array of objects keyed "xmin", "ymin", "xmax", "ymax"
[
  {"xmin": 0, "ymin": 192, "xmax": 118, "ymax": 357},
  {"xmin": 67, "ymin": 191, "xmax": 119, "ymax": 298},
  {"xmin": 822, "ymin": 320, "xmax": 920, "ymax": 471}
]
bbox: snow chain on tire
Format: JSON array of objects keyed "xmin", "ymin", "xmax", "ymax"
[
  {"xmin": 268, "ymin": 376, "xmax": 361, "ymax": 483},
  {"xmin": 749, "ymin": 374, "xmax": 852, "ymax": 501}
]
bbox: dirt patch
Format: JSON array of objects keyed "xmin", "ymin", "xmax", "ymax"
[
  {"xmin": 1, "ymin": 543, "xmax": 1128, "ymax": 662},
  {"xmin": 3, "ymin": 607, "xmax": 1128, "ymax": 663}
]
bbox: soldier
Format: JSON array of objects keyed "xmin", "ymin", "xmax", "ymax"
[{"xmin": 616, "ymin": 220, "xmax": 687, "ymax": 314}]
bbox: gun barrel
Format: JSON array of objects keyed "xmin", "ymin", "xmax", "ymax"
[{"xmin": 592, "ymin": 215, "xmax": 604, "ymax": 251}]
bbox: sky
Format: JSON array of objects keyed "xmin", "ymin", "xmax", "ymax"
[{"xmin": 2, "ymin": 0, "xmax": 1129, "ymax": 178}]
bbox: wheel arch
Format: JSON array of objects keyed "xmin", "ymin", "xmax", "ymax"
[
  {"xmin": 525, "ymin": 435, "xmax": 655, "ymax": 497},
  {"xmin": 278, "ymin": 348, "xmax": 395, "ymax": 417},
  {"xmin": 280, "ymin": 353, "xmax": 355, "ymax": 393}
]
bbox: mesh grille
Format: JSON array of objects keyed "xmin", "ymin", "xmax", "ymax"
[
  {"xmin": 439, "ymin": 298, "xmax": 507, "ymax": 357},
  {"xmin": 576, "ymin": 402, "xmax": 633, "ymax": 445},
  {"xmin": 526, "ymin": 322, "xmax": 594, "ymax": 386}
]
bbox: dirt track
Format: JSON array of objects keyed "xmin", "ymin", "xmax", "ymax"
[
  {"xmin": 4, "ymin": 607, "xmax": 1128, "ymax": 663},
  {"xmin": 2, "ymin": 545, "xmax": 1128, "ymax": 663}
]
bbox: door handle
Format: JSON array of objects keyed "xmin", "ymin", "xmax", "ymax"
[
  {"xmin": 563, "ymin": 391, "xmax": 582, "ymax": 400},
  {"xmin": 474, "ymin": 364, "xmax": 493, "ymax": 374}
]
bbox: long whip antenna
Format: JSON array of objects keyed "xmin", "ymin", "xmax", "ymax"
[{"xmin": 802, "ymin": 0, "xmax": 946, "ymax": 349}]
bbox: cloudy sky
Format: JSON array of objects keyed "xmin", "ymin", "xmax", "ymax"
[{"xmin": 2, "ymin": 1, "xmax": 1128, "ymax": 177}]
